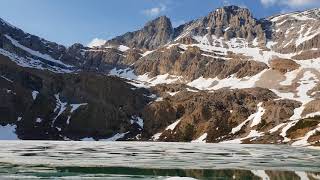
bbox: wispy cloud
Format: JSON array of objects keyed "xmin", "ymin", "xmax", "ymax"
[
  {"xmin": 260, "ymin": 0, "xmax": 277, "ymax": 7},
  {"xmin": 261, "ymin": 0, "xmax": 320, "ymax": 8},
  {"xmin": 223, "ymin": 0, "xmax": 231, "ymax": 6},
  {"xmin": 172, "ymin": 20, "xmax": 185, "ymax": 27},
  {"xmin": 87, "ymin": 38, "xmax": 106, "ymax": 48},
  {"xmin": 284, "ymin": 0, "xmax": 319, "ymax": 8},
  {"xmin": 142, "ymin": 4, "xmax": 167, "ymax": 17}
]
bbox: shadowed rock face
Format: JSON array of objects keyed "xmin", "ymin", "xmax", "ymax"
[
  {"xmin": 0, "ymin": 18, "xmax": 66, "ymax": 61},
  {"xmin": 106, "ymin": 16, "xmax": 174, "ymax": 50},
  {"xmin": 0, "ymin": 18, "xmax": 89, "ymax": 69},
  {"xmin": 0, "ymin": 55, "xmax": 150, "ymax": 140}
]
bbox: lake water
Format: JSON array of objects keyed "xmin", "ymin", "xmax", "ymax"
[{"xmin": 0, "ymin": 141, "xmax": 319, "ymax": 179}]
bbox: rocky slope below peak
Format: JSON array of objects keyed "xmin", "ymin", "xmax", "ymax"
[{"xmin": 133, "ymin": 45, "xmax": 268, "ymax": 80}]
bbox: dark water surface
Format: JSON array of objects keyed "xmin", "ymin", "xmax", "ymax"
[{"xmin": 0, "ymin": 141, "xmax": 319, "ymax": 179}]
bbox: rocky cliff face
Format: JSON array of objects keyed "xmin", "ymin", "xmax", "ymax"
[
  {"xmin": 0, "ymin": 6, "xmax": 319, "ymax": 146},
  {"xmin": 133, "ymin": 45, "xmax": 268, "ymax": 80},
  {"xmin": 0, "ymin": 54, "xmax": 150, "ymax": 140}
]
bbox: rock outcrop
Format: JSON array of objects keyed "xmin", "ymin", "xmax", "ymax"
[
  {"xmin": 134, "ymin": 46, "xmax": 268, "ymax": 80},
  {"xmin": 142, "ymin": 87, "xmax": 277, "ymax": 142}
]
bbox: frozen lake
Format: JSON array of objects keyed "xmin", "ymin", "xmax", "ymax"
[{"xmin": 0, "ymin": 141, "xmax": 319, "ymax": 179}]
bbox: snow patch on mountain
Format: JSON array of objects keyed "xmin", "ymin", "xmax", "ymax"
[
  {"xmin": 191, "ymin": 133, "xmax": 207, "ymax": 143},
  {"xmin": 109, "ymin": 68, "xmax": 183, "ymax": 88},
  {"xmin": 251, "ymin": 170, "xmax": 270, "ymax": 180},
  {"xmin": 118, "ymin": 45, "xmax": 130, "ymax": 52},
  {"xmin": 32, "ymin": 91, "xmax": 39, "ymax": 100},
  {"xmin": 1, "ymin": 75, "xmax": 13, "ymax": 83},
  {"xmin": 188, "ymin": 69, "xmax": 267, "ymax": 91},
  {"xmin": 221, "ymin": 130, "xmax": 264, "ymax": 144},
  {"xmin": 280, "ymin": 120, "xmax": 299, "ymax": 142},
  {"xmin": 87, "ymin": 38, "xmax": 107, "ymax": 48},
  {"xmin": 4, "ymin": 35, "xmax": 73, "ymax": 68},
  {"xmin": 70, "ymin": 103, "xmax": 88, "ymax": 113},
  {"xmin": 166, "ymin": 119, "xmax": 181, "ymax": 131},
  {"xmin": 290, "ymin": 71, "xmax": 318, "ymax": 120},
  {"xmin": 0, "ymin": 48, "xmax": 73, "ymax": 73},
  {"xmin": 101, "ymin": 132, "xmax": 130, "ymax": 141},
  {"xmin": 231, "ymin": 102, "xmax": 265, "ymax": 134},
  {"xmin": 53, "ymin": 94, "xmax": 68, "ymax": 123},
  {"xmin": 130, "ymin": 116, "xmax": 144, "ymax": 129}
]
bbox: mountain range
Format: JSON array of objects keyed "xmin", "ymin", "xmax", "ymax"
[{"xmin": 0, "ymin": 5, "xmax": 319, "ymax": 146}]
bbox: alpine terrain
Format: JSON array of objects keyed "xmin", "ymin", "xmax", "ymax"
[{"xmin": 0, "ymin": 6, "xmax": 319, "ymax": 147}]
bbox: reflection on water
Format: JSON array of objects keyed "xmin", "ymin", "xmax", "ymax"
[{"xmin": 0, "ymin": 141, "xmax": 319, "ymax": 179}]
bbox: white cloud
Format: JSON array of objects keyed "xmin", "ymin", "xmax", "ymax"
[
  {"xmin": 284, "ymin": 0, "xmax": 318, "ymax": 8},
  {"xmin": 261, "ymin": 0, "xmax": 277, "ymax": 6},
  {"xmin": 87, "ymin": 38, "xmax": 106, "ymax": 48},
  {"xmin": 172, "ymin": 20, "xmax": 185, "ymax": 27},
  {"xmin": 223, "ymin": 0, "xmax": 231, "ymax": 6},
  {"xmin": 261, "ymin": 0, "xmax": 320, "ymax": 8},
  {"xmin": 143, "ymin": 4, "xmax": 167, "ymax": 17}
]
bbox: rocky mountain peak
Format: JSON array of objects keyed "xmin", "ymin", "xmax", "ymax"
[
  {"xmin": 215, "ymin": 5, "xmax": 251, "ymax": 15},
  {"xmin": 207, "ymin": 5, "xmax": 256, "ymax": 29},
  {"xmin": 105, "ymin": 16, "xmax": 173, "ymax": 50},
  {"xmin": 174, "ymin": 5, "xmax": 265, "ymax": 43},
  {"xmin": 144, "ymin": 16, "xmax": 172, "ymax": 29},
  {"xmin": 68, "ymin": 43, "xmax": 85, "ymax": 50}
]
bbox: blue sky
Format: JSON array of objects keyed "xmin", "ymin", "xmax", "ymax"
[{"xmin": 0, "ymin": 0, "xmax": 319, "ymax": 46}]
